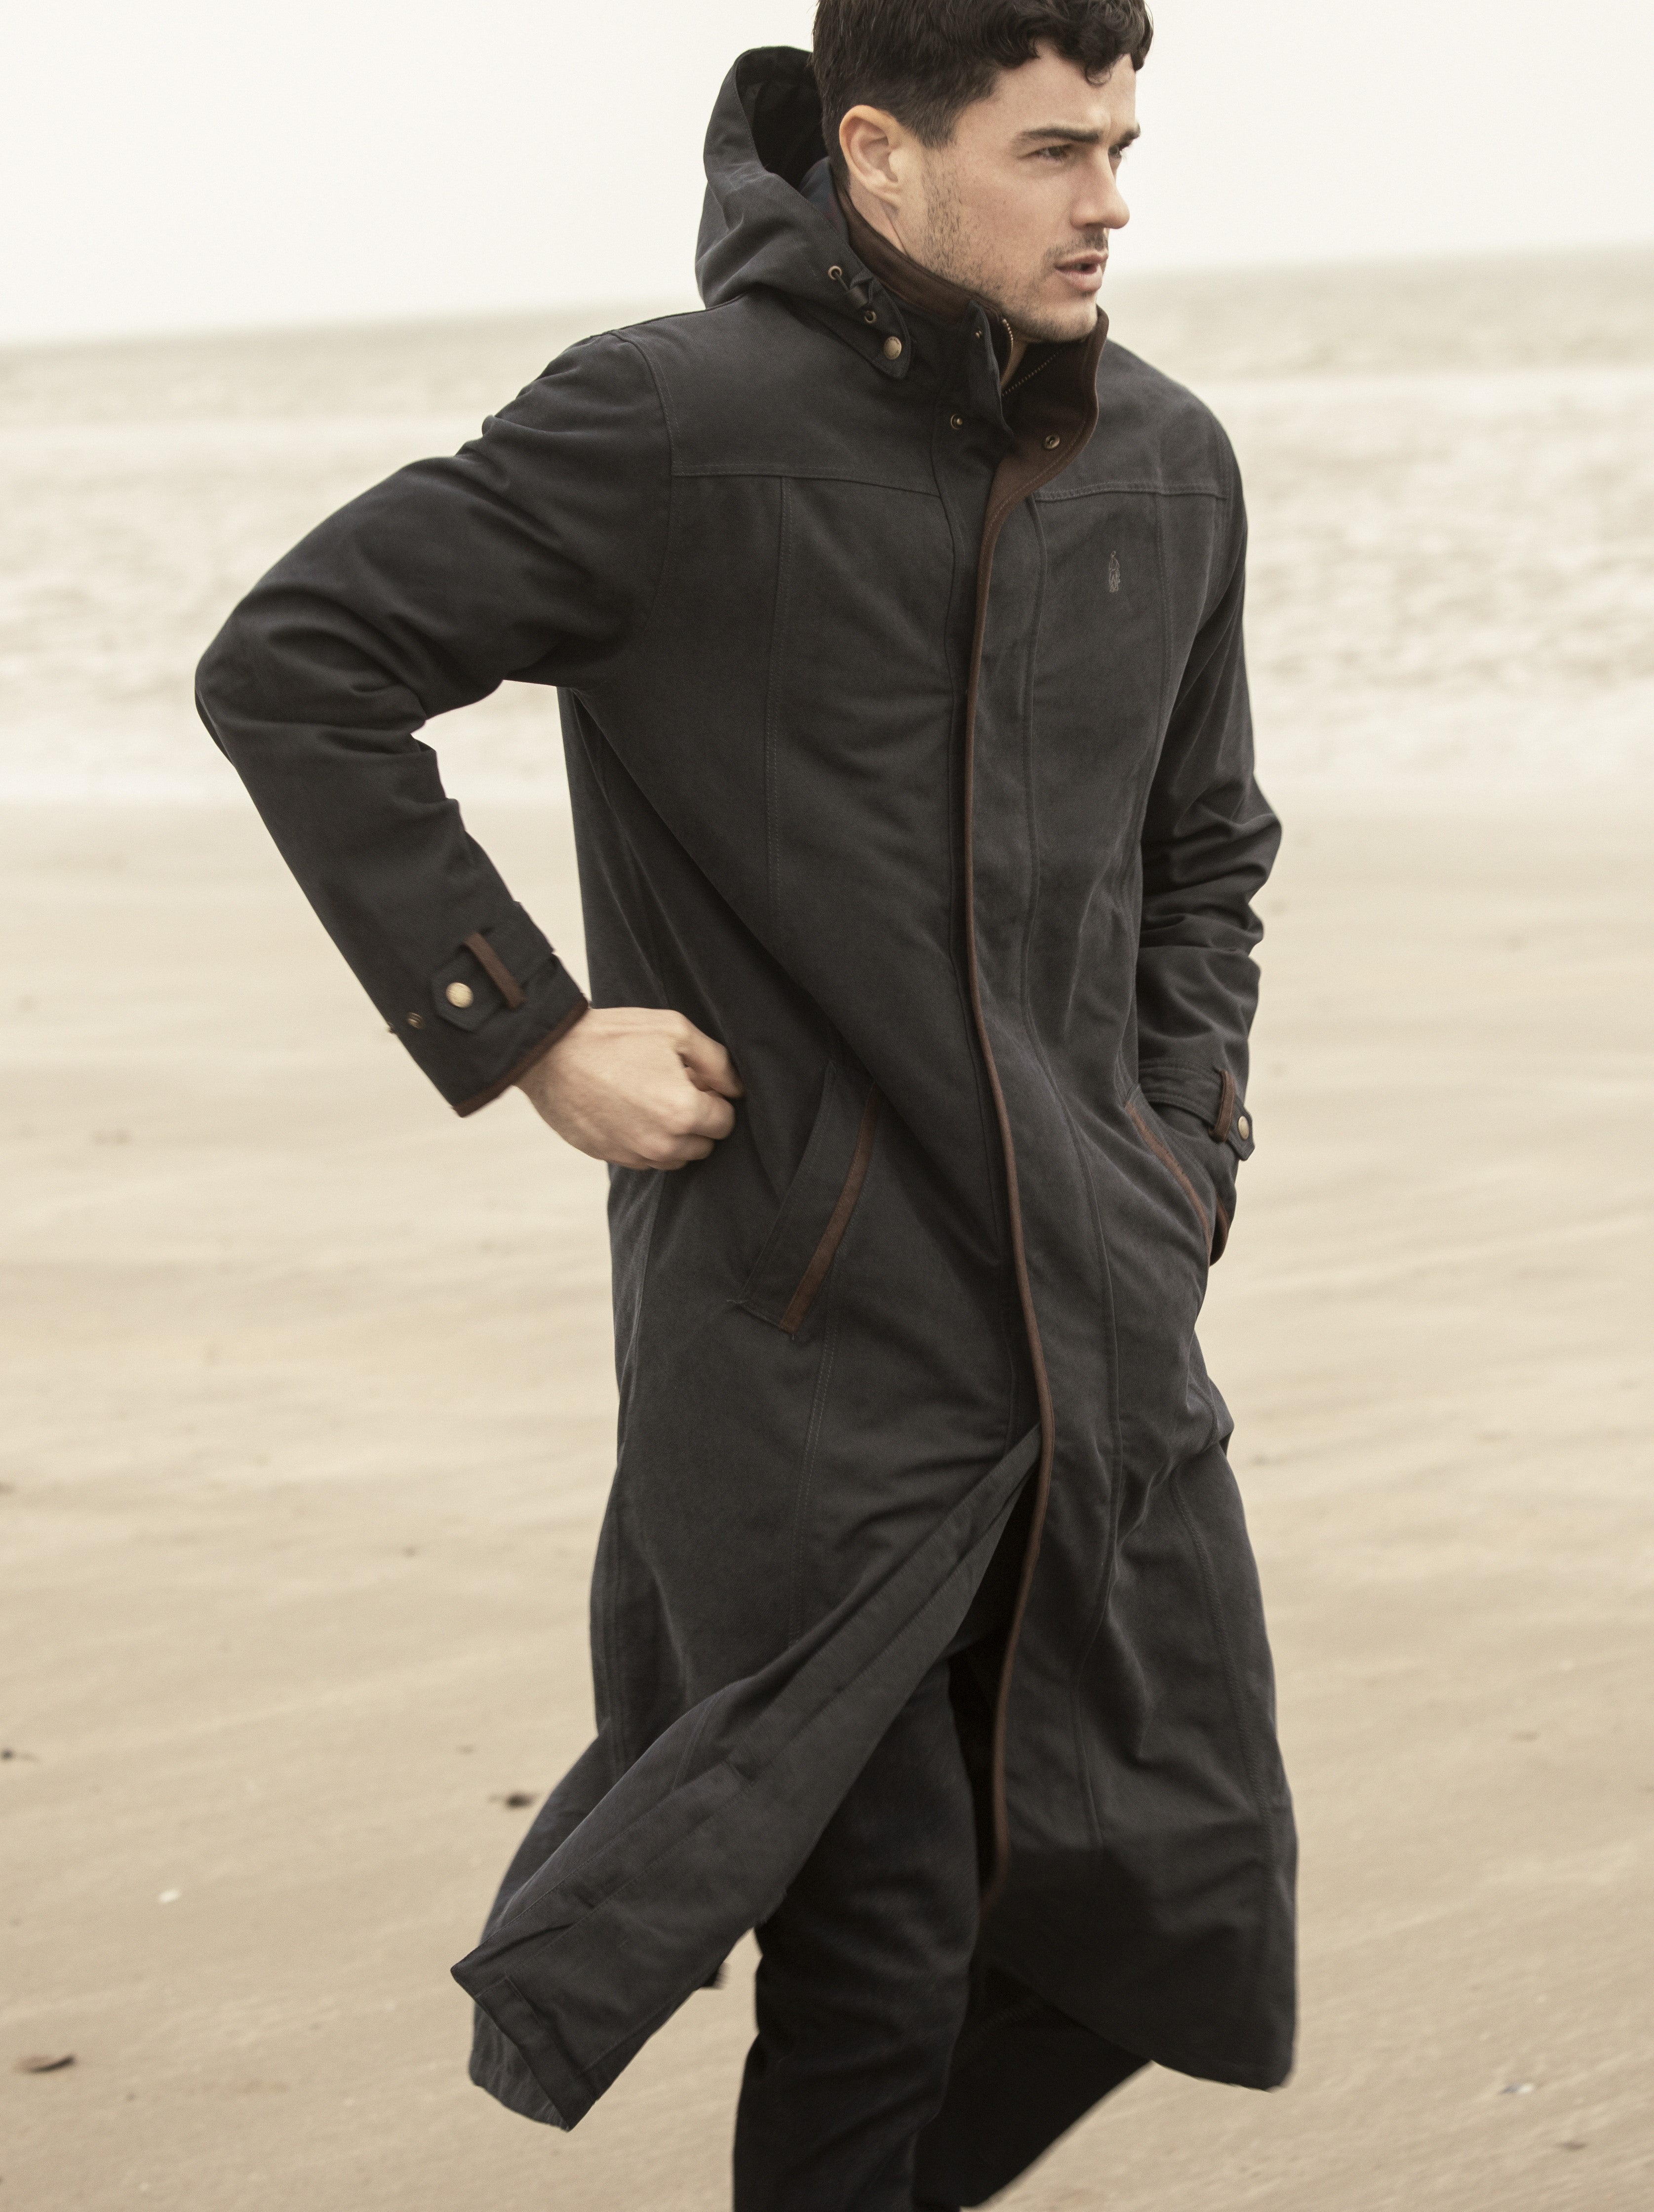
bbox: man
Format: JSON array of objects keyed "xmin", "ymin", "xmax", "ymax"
[{"xmin": 197, "ymin": 2, "xmax": 1296, "ymax": 2204}]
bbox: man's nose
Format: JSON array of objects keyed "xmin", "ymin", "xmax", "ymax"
[{"xmin": 1074, "ymin": 158, "xmax": 1130, "ymax": 232}]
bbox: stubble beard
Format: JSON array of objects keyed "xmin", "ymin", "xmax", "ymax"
[{"xmin": 912, "ymin": 170, "xmax": 1105, "ymax": 347}]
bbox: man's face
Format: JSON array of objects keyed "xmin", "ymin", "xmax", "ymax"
[{"xmin": 848, "ymin": 47, "xmax": 1138, "ymax": 342}]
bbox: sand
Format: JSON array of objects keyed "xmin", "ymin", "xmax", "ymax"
[
  {"xmin": 4, "ymin": 792, "xmax": 1651, "ymax": 2210},
  {"xmin": 3, "ymin": 252, "xmax": 1653, "ymax": 2207}
]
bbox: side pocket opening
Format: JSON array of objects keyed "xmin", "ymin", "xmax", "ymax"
[
  {"xmin": 1125, "ymin": 1094, "xmax": 1212, "ymax": 1253},
  {"xmin": 741, "ymin": 1068, "xmax": 882, "ymax": 1337}
]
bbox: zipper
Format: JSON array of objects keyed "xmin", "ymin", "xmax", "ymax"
[
  {"xmin": 1002, "ymin": 348, "xmax": 1058, "ymax": 400},
  {"xmin": 954, "ymin": 313, "xmax": 1106, "ymax": 1907},
  {"xmin": 960, "ymin": 515, "xmax": 1053, "ymax": 1910},
  {"xmin": 959, "ymin": 452, "xmax": 1099, "ymax": 1906}
]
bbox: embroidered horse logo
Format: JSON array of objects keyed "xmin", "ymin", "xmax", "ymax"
[{"xmin": 1108, "ymin": 551, "xmax": 1122, "ymax": 594}]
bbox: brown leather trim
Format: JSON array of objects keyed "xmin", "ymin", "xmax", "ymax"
[
  {"xmin": 956, "ymin": 313, "xmax": 1108, "ymax": 1910},
  {"xmin": 453, "ymin": 997, "xmax": 589, "ymax": 1118},
  {"xmin": 464, "ymin": 930, "xmax": 527, "ymax": 1010},
  {"xmin": 1126, "ymin": 1097, "xmax": 1213, "ymax": 1248},
  {"xmin": 777, "ymin": 1087, "xmax": 882, "ymax": 1336},
  {"xmin": 1209, "ymin": 1067, "xmax": 1238, "ymax": 1144}
]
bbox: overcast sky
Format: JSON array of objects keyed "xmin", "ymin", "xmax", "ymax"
[{"xmin": 3, "ymin": 0, "xmax": 1651, "ymax": 344}]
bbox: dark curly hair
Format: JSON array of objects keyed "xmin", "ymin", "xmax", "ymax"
[{"xmin": 812, "ymin": 0, "xmax": 1153, "ymax": 171}]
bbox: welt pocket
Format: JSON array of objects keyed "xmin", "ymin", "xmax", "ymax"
[
  {"xmin": 741, "ymin": 1065, "xmax": 882, "ymax": 1336},
  {"xmin": 1125, "ymin": 1093, "xmax": 1212, "ymax": 1252}
]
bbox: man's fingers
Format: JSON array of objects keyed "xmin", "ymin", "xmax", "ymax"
[
  {"xmin": 686, "ymin": 1088, "xmax": 738, "ymax": 1140},
  {"xmin": 675, "ymin": 1025, "xmax": 745, "ymax": 1099},
  {"xmin": 618, "ymin": 1066, "xmax": 735, "ymax": 1171},
  {"xmin": 635, "ymin": 1130, "xmax": 718, "ymax": 1171},
  {"xmin": 662, "ymin": 1137, "xmax": 717, "ymax": 1169},
  {"xmin": 517, "ymin": 1004, "xmax": 744, "ymax": 1169},
  {"xmin": 659, "ymin": 1082, "xmax": 736, "ymax": 1145}
]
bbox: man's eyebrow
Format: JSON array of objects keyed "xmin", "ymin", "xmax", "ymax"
[{"xmin": 1016, "ymin": 122, "xmax": 1142, "ymax": 150}]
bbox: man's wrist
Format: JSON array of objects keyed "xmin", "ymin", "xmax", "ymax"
[{"xmin": 512, "ymin": 1000, "xmax": 591, "ymax": 1093}]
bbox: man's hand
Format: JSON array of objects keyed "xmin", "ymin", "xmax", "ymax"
[{"xmin": 515, "ymin": 1008, "xmax": 744, "ymax": 1170}]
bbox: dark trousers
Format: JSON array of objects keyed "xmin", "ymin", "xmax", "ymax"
[{"xmin": 732, "ymin": 1644, "xmax": 1144, "ymax": 2210}]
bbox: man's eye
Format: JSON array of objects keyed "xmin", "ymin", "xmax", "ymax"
[{"xmin": 1036, "ymin": 145, "xmax": 1072, "ymax": 162}]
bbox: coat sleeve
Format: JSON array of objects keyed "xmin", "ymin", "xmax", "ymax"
[
  {"xmin": 1134, "ymin": 475, "xmax": 1281, "ymax": 1254},
  {"xmin": 195, "ymin": 333, "xmax": 672, "ymax": 1115}
]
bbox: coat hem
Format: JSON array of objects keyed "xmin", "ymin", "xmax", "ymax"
[{"xmin": 454, "ymin": 1425, "xmax": 1042, "ymax": 2126}]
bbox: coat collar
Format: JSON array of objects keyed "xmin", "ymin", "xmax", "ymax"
[
  {"xmin": 840, "ymin": 181, "xmax": 1108, "ymax": 460},
  {"xmin": 693, "ymin": 42, "xmax": 1107, "ymax": 447}
]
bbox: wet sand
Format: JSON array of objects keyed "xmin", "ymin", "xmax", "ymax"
[{"xmin": 3, "ymin": 788, "xmax": 1650, "ymax": 2210}]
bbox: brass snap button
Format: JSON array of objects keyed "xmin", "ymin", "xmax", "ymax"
[
  {"xmin": 1237, "ymin": 1113, "xmax": 1252, "ymax": 1140},
  {"xmin": 1043, "ymin": 433, "xmax": 1062, "ymax": 450},
  {"xmin": 882, "ymin": 334, "xmax": 903, "ymax": 359},
  {"xmin": 445, "ymin": 981, "xmax": 475, "ymax": 1009},
  {"xmin": 949, "ymin": 413, "xmax": 964, "ymax": 429}
]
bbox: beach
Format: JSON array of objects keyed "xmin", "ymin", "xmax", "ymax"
[{"xmin": 2, "ymin": 254, "xmax": 1652, "ymax": 2206}]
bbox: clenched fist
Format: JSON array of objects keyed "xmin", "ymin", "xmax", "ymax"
[{"xmin": 516, "ymin": 1007, "xmax": 744, "ymax": 1171}]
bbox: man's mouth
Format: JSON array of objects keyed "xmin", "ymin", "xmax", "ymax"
[{"xmin": 1053, "ymin": 250, "xmax": 1109, "ymax": 296}]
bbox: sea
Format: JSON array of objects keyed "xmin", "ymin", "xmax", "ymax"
[{"xmin": 2, "ymin": 249, "xmax": 1651, "ymax": 804}]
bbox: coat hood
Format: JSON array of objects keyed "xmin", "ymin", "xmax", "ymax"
[{"xmin": 695, "ymin": 46, "xmax": 916, "ymax": 380}]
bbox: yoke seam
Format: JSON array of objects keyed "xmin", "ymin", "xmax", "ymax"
[
  {"xmin": 670, "ymin": 466, "xmax": 941, "ymax": 495},
  {"xmin": 1036, "ymin": 480, "xmax": 1230, "ymax": 503}
]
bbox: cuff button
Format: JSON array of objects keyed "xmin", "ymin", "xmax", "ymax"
[
  {"xmin": 1237, "ymin": 1113, "xmax": 1252, "ymax": 1140},
  {"xmin": 445, "ymin": 981, "xmax": 475, "ymax": 1009}
]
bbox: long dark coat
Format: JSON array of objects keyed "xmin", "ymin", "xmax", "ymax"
[{"xmin": 197, "ymin": 46, "xmax": 1295, "ymax": 2136}]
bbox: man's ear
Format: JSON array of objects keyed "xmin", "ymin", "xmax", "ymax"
[{"xmin": 838, "ymin": 104, "xmax": 910, "ymax": 211}]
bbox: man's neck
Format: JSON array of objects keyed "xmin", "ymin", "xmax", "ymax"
[{"xmin": 840, "ymin": 174, "xmax": 1028, "ymax": 384}]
